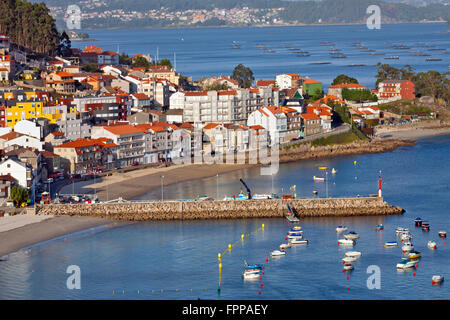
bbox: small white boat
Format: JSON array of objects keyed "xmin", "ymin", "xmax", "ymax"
[
  {"xmin": 427, "ymin": 240, "xmax": 437, "ymax": 250},
  {"xmin": 375, "ymin": 224, "xmax": 384, "ymax": 231},
  {"xmin": 432, "ymin": 275, "xmax": 444, "ymax": 285},
  {"xmin": 290, "ymin": 239, "xmax": 308, "ymax": 245},
  {"xmin": 343, "ymin": 256, "xmax": 358, "ymax": 264},
  {"xmin": 271, "ymin": 250, "xmax": 286, "ymax": 256},
  {"xmin": 252, "ymin": 194, "xmax": 273, "ymax": 199},
  {"xmin": 331, "ymin": 168, "xmax": 337, "ymax": 174},
  {"xmin": 400, "ymin": 233, "xmax": 412, "ymax": 242},
  {"xmin": 438, "ymin": 231, "xmax": 447, "ymax": 238},
  {"xmin": 288, "ymin": 230, "xmax": 303, "ymax": 235},
  {"xmin": 344, "ymin": 231, "xmax": 359, "ymax": 240},
  {"xmin": 345, "ymin": 251, "xmax": 362, "ymax": 258},
  {"xmin": 243, "ymin": 272, "xmax": 261, "ymax": 280},
  {"xmin": 384, "ymin": 241, "xmax": 398, "ymax": 247},
  {"xmin": 313, "ymin": 176, "xmax": 325, "ymax": 181},
  {"xmin": 396, "ymin": 227, "xmax": 409, "ymax": 235},
  {"xmin": 280, "ymin": 243, "xmax": 291, "ymax": 250},
  {"xmin": 287, "ymin": 234, "xmax": 303, "ymax": 240},
  {"xmin": 338, "ymin": 239, "xmax": 355, "ymax": 246},
  {"xmin": 336, "ymin": 226, "xmax": 348, "ymax": 234},
  {"xmin": 291, "ymin": 226, "xmax": 302, "ymax": 231},
  {"xmin": 402, "ymin": 243, "xmax": 414, "ymax": 253},
  {"xmin": 408, "ymin": 250, "xmax": 422, "ymax": 260},
  {"xmin": 343, "ymin": 264, "xmax": 354, "ymax": 271},
  {"xmin": 396, "ymin": 259, "xmax": 417, "ymax": 269}
]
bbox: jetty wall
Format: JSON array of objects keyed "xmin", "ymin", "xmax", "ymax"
[{"xmin": 38, "ymin": 197, "xmax": 404, "ymax": 221}]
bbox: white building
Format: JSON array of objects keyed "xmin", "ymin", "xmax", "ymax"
[
  {"xmin": 169, "ymin": 87, "xmax": 278, "ymax": 126},
  {"xmin": 13, "ymin": 119, "xmax": 41, "ymax": 140},
  {"xmin": 247, "ymin": 106, "xmax": 287, "ymax": 144},
  {"xmin": 0, "ymin": 158, "xmax": 35, "ymax": 199},
  {"xmin": 275, "ymin": 73, "xmax": 302, "ymax": 90},
  {"xmin": 0, "ymin": 131, "xmax": 42, "ymax": 151}
]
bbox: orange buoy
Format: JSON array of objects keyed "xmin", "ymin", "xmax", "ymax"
[
  {"xmin": 347, "ymin": 286, "xmax": 350, "ymax": 290},
  {"xmin": 258, "ymin": 291, "xmax": 261, "ymax": 294},
  {"xmin": 260, "ymin": 283, "xmax": 263, "ymax": 287},
  {"xmin": 413, "ymin": 272, "xmax": 416, "ymax": 276},
  {"xmin": 347, "ymin": 276, "xmax": 349, "ymax": 280}
]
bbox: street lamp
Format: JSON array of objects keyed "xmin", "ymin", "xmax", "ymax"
[
  {"xmin": 161, "ymin": 175, "xmax": 164, "ymax": 201},
  {"xmin": 216, "ymin": 174, "xmax": 219, "ymax": 200}
]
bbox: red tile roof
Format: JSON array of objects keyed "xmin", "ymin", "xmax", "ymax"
[
  {"xmin": 301, "ymin": 113, "xmax": 320, "ymax": 120},
  {"xmin": 0, "ymin": 132, "xmax": 24, "ymax": 141},
  {"xmin": 185, "ymin": 91, "xmax": 207, "ymax": 96},
  {"xmin": 328, "ymin": 83, "xmax": 366, "ymax": 89},
  {"xmin": 203, "ymin": 123, "xmax": 220, "ymax": 130},
  {"xmin": 256, "ymin": 80, "xmax": 275, "ymax": 87},
  {"xmin": 104, "ymin": 124, "xmax": 147, "ymax": 135}
]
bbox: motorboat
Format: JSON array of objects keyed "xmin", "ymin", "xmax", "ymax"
[
  {"xmin": 271, "ymin": 250, "xmax": 286, "ymax": 256},
  {"xmin": 343, "ymin": 256, "xmax": 358, "ymax": 264},
  {"xmin": 243, "ymin": 272, "xmax": 261, "ymax": 280},
  {"xmin": 288, "ymin": 230, "xmax": 303, "ymax": 235},
  {"xmin": 384, "ymin": 241, "xmax": 398, "ymax": 247},
  {"xmin": 432, "ymin": 275, "xmax": 444, "ymax": 285},
  {"xmin": 338, "ymin": 239, "xmax": 355, "ymax": 246},
  {"xmin": 291, "ymin": 226, "xmax": 302, "ymax": 231},
  {"xmin": 421, "ymin": 221, "xmax": 430, "ymax": 231},
  {"xmin": 290, "ymin": 239, "xmax": 308, "ymax": 245},
  {"xmin": 344, "ymin": 231, "xmax": 359, "ymax": 240},
  {"xmin": 252, "ymin": 194, "xmax": 273, "ymax": 200},
  {"xmin": 427, "ymin": 240, "xmax": 437, "ymax": 250},
  {"xmin": 408, "ymin": 251, "xmax": 422, "ymax": 260},
  {"xmin": 336, "ymin": 226, "xmax": 348, "ymax": 234},
  {"xmin": 345, "ymin": 251, "xmax": 362, "ymax": 258},
  {"xmin": 280, "ymin": 243, "xmax": 291, "ymax": 250},
  {"xmin": 313, "ymin": 176, "xmax": 325, "ymax": 181},
  {"xmin": 414, "ymin": 218, "xmax": 423, "ymax": 227},
  {"xmin": 331, "ymin": 168, "xmax": 337, "ymax": 174},
  {"xmin": 287, "ymin": 234, "xmax": 303, "ymax": 240},
  {"xmin": 375, "ymin": 224, "xmax": 384, "ymax": 231},
  {"xmin": 402, "ymin": 242, "xmax": 414, "ymax": 253},
  {"xmin": 438, "ymin": 231, "xmax": 446, "ymax": 238},
  {"xmin": 396, "ymin": 227, "xmax": 409, "ymax": 235},
  {"xmin": 396, "ymin": 258, "xmax": 417, "ymax": 269},
  {"xmin": 400, "ymin": 233, "xmax": 412, "ymax": 242},
  {"xmin": 343, "ymin": 264, "xmax": 354, "ymax": 271}
]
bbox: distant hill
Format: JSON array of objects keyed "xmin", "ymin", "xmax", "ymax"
[{"xmin": 31, "ymin": 0, "xmax": 450, "ymax": 30}]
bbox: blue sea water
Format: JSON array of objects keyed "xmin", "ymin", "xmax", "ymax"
[
  {"xmin": 73, "ymin": 23, "xmax": 450, "ymax": 88},
  {"xmin": 0, "ymin": 135, "xmax": 449, "ymax": 300}
]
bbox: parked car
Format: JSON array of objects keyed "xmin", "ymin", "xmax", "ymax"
[{"xmin": 131, "ymin": 162, "xmax": 139, "ymax": 166}]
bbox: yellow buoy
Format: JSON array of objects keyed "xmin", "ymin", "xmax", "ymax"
[
  {"xmin": 218, "ymin": 253, "xmax": 221, "ymax": 260},
  {"xmin": 228, "ymin": 244, "xmax": 231, "ymax": 250},
  {"xmin": 241, "ymin": 234, "xmax": 244, "ymax": 240},
  {"xmin": 262, "ymin": 224, "xmax": 265, "ymax": 229},
  {"xmin": 219, "ymin": 263, "xmax": 222, "ymax": 269}
]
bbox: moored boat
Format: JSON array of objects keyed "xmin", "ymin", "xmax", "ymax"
[
  {"xmin": 396, "ymin": 258, "xmax": 417, "ymax": 269},
  {"xmin": 375, "ymin": 224, "xmax": 384, "ymax": 231},
  {"xmin": 427, "ymin": 240, "xmax": 437, "ymax": 250},
  {"xmin": 243, "ymin": 272, "xmax": 261, "ymax": 280},
  {"xmin": 438, "ymin": 231, "xmax": 446, "ymax": 238},
  {"xmin": 414, "ymin": 218, "xmax": 423, "ymax": 227},
  {"xmin": 280, "ymin": 243, "xmax": 291, "ymax": 250},
  {"xmin": 432, "ymin": 275, "xmax": 444, "ymax": 285},
  {"xmin": 290, "ymin": 239, "xmax": 308, "ymax": 245},
  {"xmin": 408, "ymin": 250, "xmax": 422, "ymax": 260},
  {"xmin": 338, "ymin": 239, "xmax": 355, "ymax": 246},
  {"xmin": 344, "ymin": 231, "xmax": 359, "ymax": 240},
  {"xmin": 422, "ymin": 222, "xmax": 430, "ymax": 231},
  {"xmin": 402, "ymin": 242, "xmax": 414, "ymax": 253},
  {"xmin": 396, "ymin": 227, "xmax": 409, "ymax": 235},
  {"xmin": 292, "ymin": 226, "xmax": 302, "ymax": 231},
  {"xmin": 343, "ymin": 263, "xmax": 354, "ymax": 271},
  {"xmin": 384, "ymin": 241, "xmax": 398, "ymax": 247},
  {"xmin": 343, "ymin": 256, "xmax": 358, "ymax": 264},
  {"xmin": 336, "ymin": 226, "xmax": 348, "ymax": 234},
  {"xmin": 345, "ymin": 251, "xmax": 362, "ymax": 258},
  {"xmin": 400, "ymin": 233, "xmax": 412, "ymax": 242},
  {"xmin": 313, "ymin": 176, "xmax": 325, "ymax": 181},
  {"xmin": 271, "ymin": 250, "xmax": 286, "ymax": 256}
]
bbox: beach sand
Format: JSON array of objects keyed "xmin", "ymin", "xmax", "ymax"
[
  {"xmin": 0, "ymin": 215, "xmax": 117, "ymax": 257},
  {"xmin": 375, "ymin": 126, "xmax": 450, "ymax": 140}
]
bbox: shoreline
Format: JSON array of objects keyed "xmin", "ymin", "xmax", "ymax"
[
  {"xmin": 77, "ymin": 20, "xmax": 448, "ymax": 32},
  {"xmin": 0, "ymin": 216, "xmax": 119, "ymax": 257},
  {"xmin": 68, "ymin": 126, "xmax": 450, "ymax": 202}
]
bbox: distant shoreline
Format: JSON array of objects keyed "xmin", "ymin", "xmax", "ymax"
[{"xmin": 76, "ymin": 20, "xmax": 447, "ymax": 32}]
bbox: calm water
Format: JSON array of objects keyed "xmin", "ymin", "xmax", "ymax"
[
  {"xmin": 73, "ymin": 23, "xmax": 450, "ymax": 88},
  {"xmin": 1, "ymin": 135, "xmax": 449, "ymax": 299}
]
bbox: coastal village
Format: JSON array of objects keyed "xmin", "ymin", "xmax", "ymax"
[{"xmin": 0, "ymin": 33, "xmax": 439, "ymax": 207}]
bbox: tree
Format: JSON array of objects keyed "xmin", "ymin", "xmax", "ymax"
[
  {"xmin": 157, "ymin": 58, "xmax": 172, "ymax": 69},
  {"xmin": 119, "ymin": 52, "xmax": 132, "ymax": 65},
  {"xmin": 332, "ymin": 74, "xmax": 358, "ymax": 85},
  {"xmin": 81, "ymin": 62, "xmax": 100, "ymax": 73},
  {"xmin": 133, "ymin": 56, "xmax": 150, "ymax": 69},
  {"xmin": 57, "ymin": 31, "xmax": 72, "ymax": 57},
  {"xmin": 309, "ymin": 88, "xmax": 324, "ymax": 101},
  {"xmin": 413, "ymin": 70, "xmax": 449, "ymax": 103},
  {"xmin": 205, "ymin": 82, "xmax": 231, "ymax": 91},
  {"xmin": 342, "ymin": 88, "xmax": 378, "ymax": 102},
  {"xmin": 11, "ymin": 185, "xmax": 29, "ymax": 208},
  {"xmin": 231, "ymin": 64, "xmax": 254, "ymax": 88},
  {"xmin": 375, "ymin": 63, "xmax": 416, "ymax": 86}
]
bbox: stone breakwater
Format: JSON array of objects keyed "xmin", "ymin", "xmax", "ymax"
[
  {"xmin": 279, "ymin": 138, "xmax": 415, "ymax": 163},
  {"xmin": 38, "ymin": 197, "xmax": 404, "ymax": 221}
]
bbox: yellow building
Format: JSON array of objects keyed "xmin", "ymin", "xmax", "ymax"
[{"xmin": 5, "ymin": 100, "xmax": 44, "ymax": 127}]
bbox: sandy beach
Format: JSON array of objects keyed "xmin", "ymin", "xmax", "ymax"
[
  {"xmin": 0, "ymin": 215, "xmax": 117, "ymax": 257},
  {"xmin": 375, "ymin": 126, "xmax": 450, "ymax": 140}
]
